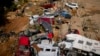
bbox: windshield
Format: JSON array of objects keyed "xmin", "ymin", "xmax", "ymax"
[
  {"xmin": 66, "ymin": 39, "xmax": 74, "ymax": 42},
  {"xmin": 68, "ymin": 3, "xmax": 77, "ymax": 6},
  {"xmin": 46, "ymin": 14, "xmax": 54, "ymax": 16}
]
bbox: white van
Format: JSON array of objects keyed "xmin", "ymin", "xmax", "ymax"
[
  {"xmin": 58, "ymin": 34, "xmax": 100, "ymax": 55},
  {"xmin": 65, "ymin": 34, "xmax": 100, "ymax": 55}
]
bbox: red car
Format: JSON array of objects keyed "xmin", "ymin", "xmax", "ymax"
[
  {"xmin": 15, "ymin": 35, "xmax": 30, "ymax": 56},
  {"xmin": 40, "ymin": 3, "xmax": 55, "ymax": 9},
  {"xmin": 38, "ymin": 17, "xmax": 55, "ymax": 25}
]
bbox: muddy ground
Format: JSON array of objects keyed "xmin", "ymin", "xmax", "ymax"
[{"xmin": 0, "ymin": 0, "xmax": 100, "ymax": 56}]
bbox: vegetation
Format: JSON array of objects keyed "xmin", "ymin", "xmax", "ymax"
[{"xmin": 0, "ymin": 0, "xmax": 28, "ymax": 26}]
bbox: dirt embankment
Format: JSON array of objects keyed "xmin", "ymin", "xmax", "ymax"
[
  {"xmin": 0, "ymin": 0, "xmax": 100, "ymax": 56},
  {"xmin": 3, "ymin": 16, "xmax": 29, "ymax": 33},
  {"xmin": 0, "ymin": 36, "xmax": 17, "ymax": 56}
]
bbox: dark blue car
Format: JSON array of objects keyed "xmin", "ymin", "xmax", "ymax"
[{"xmin": 60, "ymin": 10, "xmax": 71, "ymax": 19}]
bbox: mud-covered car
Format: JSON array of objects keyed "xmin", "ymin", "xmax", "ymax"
[{"xmin": 15, "ymin": 35, "xmax": 36, "ymax": 56}]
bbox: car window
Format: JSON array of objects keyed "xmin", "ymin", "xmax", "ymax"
[
  {"xmin": 68, "ymin": 3, "xmax": 76, "ymax": 6},
  {"xmin": 92, "ymin": 49, "xmax": 96, "ymax": 52},
  {"xmin": 66, "ymin": 40, "xmax": 74, "ymax": 42},
  {"xmin": 52, "ymin": 49, "xmax": 56, "ymax": 52},
  {"xmin": 94, "ymin": 43, "xmax": 98, "ymax": 45},
  {"xmin": 46, "ymin": 49, "xmax": 50, "ymax": 51},
  {"xmin": 46, "ymin": 14, "xmax": 54, "ymax": 16},
  {"xmin": 78, "ymin": 40, "xmax": 84, "ymax": 44},
  {"xmin": 86, "ymin": 41, "xmax": 92, "ymax": 46},
  {"xmin": 44, "ymin": 9, "xmax": 49, "ymax": 12},
  {"xmin": 61, "ymin": 11, "xmax": 68, "ymax": 14}
]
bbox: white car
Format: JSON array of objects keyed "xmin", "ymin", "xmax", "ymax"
[
  {"xmin": 37, "ymin": 39, "xmax": 59, "ymax": 56},
  {"xmin": 38, "ymin": 44, "xmax": 59, "ymax": 56},
  {"xmin": 65, "ymin": 2, "xmax": 78, "ymax": 9}
]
